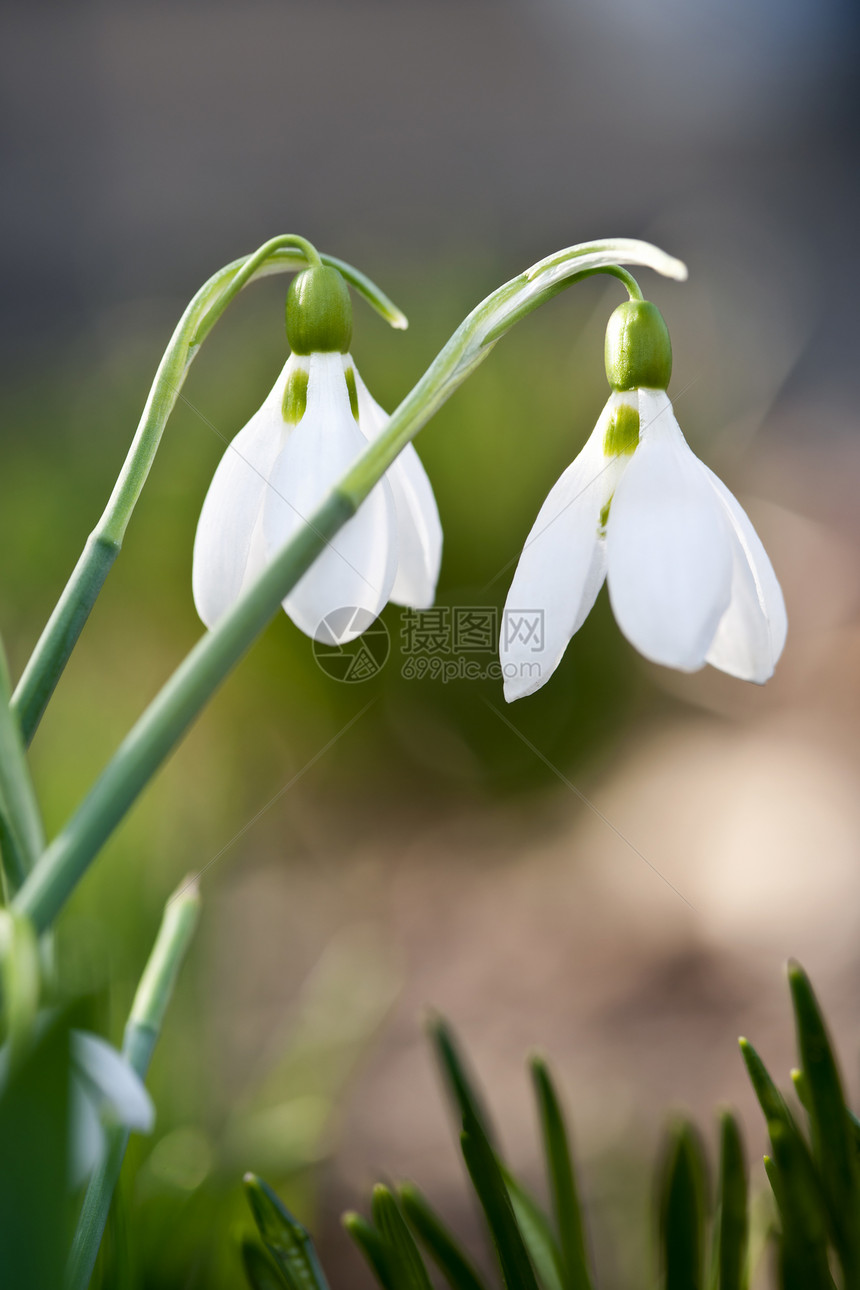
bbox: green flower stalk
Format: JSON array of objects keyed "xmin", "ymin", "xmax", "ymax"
[
  {"xmin": 12, "ymin": 237, "xmax": 685, "ymax": 935},
  {"xmin": 11, "ymin": 237, "xmax": 405, "ymax": 748}
]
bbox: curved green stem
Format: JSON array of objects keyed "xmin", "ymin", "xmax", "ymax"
[
  {"xmin": 11, "ymin": 238, "xmax": 405, "ymax": 746},
  {"xmin": 0, "ymin": 638, "xmax": 45, "ymax": 894},
  {"xmin": 12, "ymin": 238, "xmax": 685, "ymax": 933}
]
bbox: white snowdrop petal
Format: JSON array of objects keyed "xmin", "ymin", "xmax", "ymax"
[
  {"xmin": 501, "ymin": 395, "xmax": 632, "ymax": 700},
  {"xmin": 263, "ymin": 352, "xmax": 397, "ymax": 641},
  {"xmin": 351, "ymin": 363, "xmax": 443, "ymax": 609},
  {"xmin": 191, "ymin": 358, "xmax": 294, "ymax": 627},
  {"xmin": 72, "ymin": 1031, "xmax": 155, "ymax": 1133},
  {"xmin": 70, "ymin": 1078, "xmax": 106, "ymax": 1186},
  {"xmin": 607, "ymin": 390, "xmax": 734, "ymax": 671},
  {"xmin": 702, "ymin": 468, "xmax": 787, "ymax": 682}
]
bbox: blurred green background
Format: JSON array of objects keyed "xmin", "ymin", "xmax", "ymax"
[{"xmin": 1, "ymin": 3, "xmax": 859, "ymax": 1287}]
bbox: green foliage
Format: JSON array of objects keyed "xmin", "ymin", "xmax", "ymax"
[{"xmin": 242, "ymin": 963, "xmax": 860, "ymax": 1290}]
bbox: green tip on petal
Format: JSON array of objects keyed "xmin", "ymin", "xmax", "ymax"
[
  {"xmin": 282, "ymin": 366, "xmax": 309, "ymax": 423},
  {"xmin": 605, "ymin": 300, "xmax": 672, "ymax": 392},
  {"xmin": 344, "ymin": 366, "xmax": 359, "ymax": 421},
  {"xmin": 286, "ymin": 265, "xmax": 353, "ymax": 354}
]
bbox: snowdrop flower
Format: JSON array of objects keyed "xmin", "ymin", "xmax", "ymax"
[
  {"xmin": 193, "ymin": 264, "xmax": 441, "ymax": 642},
  {"xmin": 502, "ymin": 300, "xmax": 786, "ymax": 700},
  {"xmin": 70, "ymin": 1030, "xmax": 154, "ymax": 1184}
]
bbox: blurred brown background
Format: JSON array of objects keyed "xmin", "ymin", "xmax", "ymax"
[{"xmin": 1, "ymin": 2, "xmax": 859, "ymax": 1287}]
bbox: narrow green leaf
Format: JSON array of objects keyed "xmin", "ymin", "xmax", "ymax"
[
  {"xmin": 788, "ymin": 961, "xmax": 859, "ymax": 1275},
  {"xmin": 343, "ymin": 1212, "xmax": 396, "ymax": 1290},
  {"xmin": 738, "ymin": 1037, "xmax": 822, "ymax": 1204},
  {"xmin": 503, "ymin": 1167, "xmax": 565, "ymax": 1290},
  {"xmin": 530, "ymin": 1056, "xmax": 592, "ymax": 1290},
  {"xmin": 398, "ymin": 1181, "xmax": 487, "ymax": 1290},
  {"xmin": 658, "ymin": 1120, "xmax": 708, "ymax": 1290},
  {"xmin": 790, "ymin": 1069, "xmax": 811, "ymax": 1113},
  {"xmin": 242, "ymin": 1240, "xmax": 293, "ymax": 1290},
  {"xmin": 244, "ymin": 1175, "xmax": 330, "ymax": 1290},
  {"xmin": 764, "ymin": 1129, "xmax": 835, "ymax": 1290},
  {"xmin": 716, "ymin": 1112, "xmax": 747, "ymax": 1290},
  {"xmin": 461, "ymin": 1128, "xmax": 540, "ymax": 1290},
  {"xmin": 429, "ymin": 1016, "xmax": 499, "ymax": 1150},
  {"xmin": 371, "ymin": 1186, "xmax": 435, "ymax": 1290}
]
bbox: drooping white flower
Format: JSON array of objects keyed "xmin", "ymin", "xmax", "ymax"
[
  {"xmin": 192, "ymin": 265, "xmax": 441, "ymax": 643},
  {"xmin": 70, "ymin": 1030, "xmax": 154, "ymax": 1184},
  {"xmin": 501, "ymin": 302, "xmax": 787, "ymax": 700}
]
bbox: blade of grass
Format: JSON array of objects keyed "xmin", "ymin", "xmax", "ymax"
[
  {"xmin": 343, "ymin": 1212, "xmax": 396, "ymax": 1290},
  {"xmin": 371, "ymin": 1186, "xmax": 435, "ymax": 1290},
  {"xmin": 658, "ymin": 1121, "xmax": 708, "ymax": 1290},
  {"xmin": 788, "ymin": 962, "xmax": 859, "ymax": 1282},
  {"xmin": 763, "ymin": 1142, "xmax": 835, "ymax": 1290},
  {"xmin": 242, "ymin": 1239, "xmax": 292, "ymax": 1290},
  {"xmin": 244, "ymin": 1175, "xmax": 331, "ymax": 1290},
  {"xmin": 503, "ymin": 1167, "xmax": 565, "ymax": 1290},
  {"xmin": 716, "ymin": 1112, "xmax": 747, "ymax": 1290},
  {"xmin": 461, "ymin": 1128, "xmax": 540, "ymax": 1290},
  {"xmin": 529, "ymin": 1056, "xmax": 592, "ymax": 1290},
  {"xmin": 398, "ymin": 1181, "xmax": 488, "ymax": 1290}
]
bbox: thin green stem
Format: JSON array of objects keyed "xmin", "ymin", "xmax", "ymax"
[
  {"xmin": 65, "ymin": 879, "xmax": 200, "ymax": 1290},
  {"xmin": 11, "ymin": 238, "xmax": 404, "ymax": 747},
  {"xmin": 0, "ymin": 637, "xmax": 45, "ymax": 893},
  {"xmin": 12, "ymin": 238, "xmax": 685, "ymax": 934}
]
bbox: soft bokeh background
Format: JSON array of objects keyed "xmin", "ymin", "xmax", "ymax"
[{"xmin": 2, "ymin": 2, "xmax": 859, "ymax": 1286}]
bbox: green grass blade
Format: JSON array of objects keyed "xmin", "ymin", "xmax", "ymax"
[
  {"xmin": 461, "ymin": 1128, "xmax": 540, "ymax": 1290},
  {"xmin": 371, "ymin": 1186, "xmax": 435, "ymax": 1290},
  {"xmin": 429, "ymin": 1016, "xmax": 499, "ymax": 1149},
  {"xmin": 244, "ymin": 1175, "xmax": 330, "ymax": 1290},
  {"xmin": 788, "ymin": 962, "xmax": 859, "ymax": 1277},
  {"xmin": 242, "ymin": 1240, "xmax": 293, "ymax": 1290},
  {"xmin": 503, "ymin": 1167, "xmax": 565, "ymax": 1290},
  {"xmin": 529, "ymin": 1056, "xmax": 592, "ymax": 1290},
  {"xmin": 763, "ymin": 1140, "xmax": 835, "ymax": 1290},
  {"xmin": 658, "ymin": 1121, "xmax": 708, "ymax": 1290},
  {"xmin": 716, "ymin": 1112, "xmax": 747, "ymax": 1290},
  {"xmin": 398, "ymin": 1181, "xmax": 488, "ymax": 1290},
  {"xmin": 738, "ymin": 1036, "xmax": 823, "ymax": 1206},
  {"xmin": 343, "ymin": 1212, "xmax": 396, "ymax": 1290}
]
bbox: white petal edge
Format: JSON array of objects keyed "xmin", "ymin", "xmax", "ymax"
[
  {"xmin": 606, "ymin": 390, "xmax": 734, "ymax": 671},
  {"xmin": 349, "ymin": 359, "xmax": 443, "ymax": 609},
  {"xmin": 501, "ymin": 394, "xmax": 634, "ymax": 701},
  {"xmin": 192, "ymin": 357, "xmax": 300, "ymax": 627},
  {"xmin": 72, "ymin": 1031, "xmax": 155, "ymax": 1133},
  {"xmin": 701, "ymin": 468, "xmax": 788, "ymax": 682},
  {"xmin": 262, "ymin": 351, "xmax": 397, "ymax": 642},
  {"xmin": 69, "ymin": 1077, "xmax": 106, "ymax": 1186}
]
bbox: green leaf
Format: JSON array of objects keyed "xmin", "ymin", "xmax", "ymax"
[
  {"xmin": 343, "ymin": 1212, "xmax": 396, "ymax": 1290},
  {"xmin": 716, "ymin": 1112, "xmax": 747, "ymax": 1290},
  {"xmin": 0, "ymin": 1015, "xmax": 71, "ymax": 1290},
  {"xmin": 763, "ymin": 1142, "xmax": 835, "ymax": 1290},
  {"xmin": 738, "ymin": 1037, "xmax": 822, "ymax": 1206},
  {"xmin": 529, "ymin": 1056, "xmax": 592, "ymax": 1290},
  {"xmin": 461, "ymin": 1127, "xmax": 540, "ymax": 1290},
  {"xmin": 788, "ymin": 962, "xmax": 859, "ymax": 1276},
  {"xmin": 503, "ymin": 1167, "xmax": 565, "ymax": 1290},
  {"xmin": 429, "ymin": 1016, "xmax": 499, "ymax": 1150},
  {"xmin": 242, "ymin": 1240, "xmax": 293, "ymax": 1290},
  {"xmin": 371, "ymin": 1186, "xmax": 435, "ymax": 1290},
  {"xmin": 244, "ymin": 1175, "xmax": 330, "ymax": 1290},
  {"xmin": 657, "ymin": 1120, "xmax": 708, "ymax": 1290},
  {"xmin": 398, "ymin": 1181, "xmax": 487, "ymax": 1290}
]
